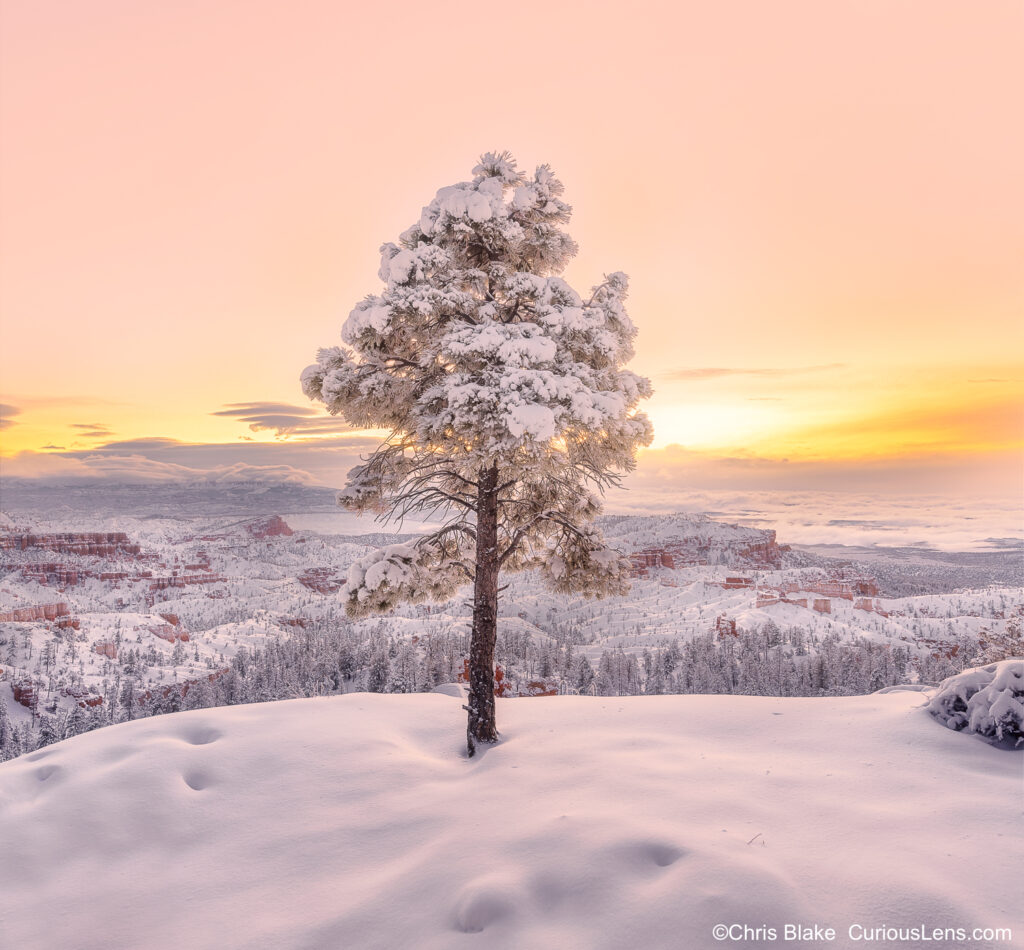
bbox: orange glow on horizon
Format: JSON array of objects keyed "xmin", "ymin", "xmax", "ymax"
[{"xmin": 1, "ymin": 1, "xmax": 1021, "ymax": 493}]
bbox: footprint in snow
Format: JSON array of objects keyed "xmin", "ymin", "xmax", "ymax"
[
  {"xmin": 451, "ymin": 885, "xmax": 518, "ymax": 933},
  {"xmin": 182, "ymin": 770, "xmax": 213, "ymax": 791},
  {"xmin": 615, "ymin": 839, "xmax": 689, "ymax": 870},
  {"xmin": 178, "ymin": 726, "xmax": 222, "ymax": 746},
  {"xmin": 34, "ymin": 765, "xmax": 61, "ymax": 784}
]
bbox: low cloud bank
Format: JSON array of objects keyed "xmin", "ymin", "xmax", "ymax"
[
  {"xmin": 606, "ymin": 486, "xmax": 1022, "ymax": 552},
  {"xmin": 2, "ymin": 440, "xmax": 1019, "ymax": 551},
  {"xmin": 1, "ymin": 453, "xmax": 323, "ymax": 486}
]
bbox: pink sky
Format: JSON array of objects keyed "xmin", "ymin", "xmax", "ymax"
[{"xmin": 0, "ymin": 0, "xmax": 1021, "ymax": 494}]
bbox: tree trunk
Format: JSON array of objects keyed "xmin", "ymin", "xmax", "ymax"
[{"xmin": 466, "ymin": 464, "xmax": 500, "ymax": 756}]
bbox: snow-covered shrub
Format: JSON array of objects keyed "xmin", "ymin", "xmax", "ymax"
[{"xmin": 926, "ymin": 659, "xmax": 1024, "ymax": 749}]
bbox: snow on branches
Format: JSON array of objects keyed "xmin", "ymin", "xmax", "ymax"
[
  {"xmin": 301, "ymin": 152, "xmax": 653, "ymax": 622},
  {"xmin": 342, "ymin": 542, "xmax": 464, "ymax": 619}
]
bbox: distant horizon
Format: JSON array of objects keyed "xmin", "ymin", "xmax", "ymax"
[
  {"xmin": 2, "ymin": 477, "xmax": 1021, "ymax": 554},
  {"xmin": 1, "ymin": 433, "xmax": 1020, "ymax": 497}
]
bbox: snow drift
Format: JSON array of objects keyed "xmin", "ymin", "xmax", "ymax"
[{"xmin": 0, "ymin": 692, "xmax": 1020, "ymax": 950}]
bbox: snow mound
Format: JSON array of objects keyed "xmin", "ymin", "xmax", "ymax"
[
  {"xmin": 0, "ymin": 694, "xmax": 1020, "ymax": 950},
  {"xmin": 927, "ymin": 658, "xmax": 1024, "ymax": 748}
]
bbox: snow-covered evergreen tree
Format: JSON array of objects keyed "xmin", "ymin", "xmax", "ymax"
[
  {"xmin": 302, "ymin": 152, "xmax": 652, "ymax": 752},
  {"xmin": 367, "ymin": 649, "xmax": 390, "ymax": 694},
  {"xmin": 0, "ymin": 696, "xmax": 20, "ymax": 762}
]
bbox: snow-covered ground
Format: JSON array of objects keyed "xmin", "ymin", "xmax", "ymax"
[{"xmin": 0, "ymin": 690, "xmax": 1019, "ymax": 950}]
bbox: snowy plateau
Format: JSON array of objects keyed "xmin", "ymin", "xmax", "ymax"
[
  {"xmin": 0, "ymin": 484, "xmax": 1021, "ymax": 949},
  {"xmin": 1, "ymin": 691, "xmax": 1021, "ymax": 950}
]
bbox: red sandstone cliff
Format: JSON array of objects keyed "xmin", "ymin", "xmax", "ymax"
[
  {"xmin": 246, "ymin": 516, "xmax": 294, "ymax": 539},
  {"xmin": 0, "ymin": 532, "xmax": 142, "ymax": 557},
  {"xmin": 0, "ymin": 603, "xmax": 72, "ymax": 623}
]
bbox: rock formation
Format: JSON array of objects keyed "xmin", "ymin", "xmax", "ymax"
[{"xmin": 245, "ymin": 516, "xmax": 294, "ymax": 539}]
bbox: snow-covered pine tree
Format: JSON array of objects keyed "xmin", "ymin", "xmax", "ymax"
[
  {"xmin": 0, "ymin": 696, "xmax": 20, "ymax": 762},
  {"xmin": 301, "ymin": 152, "xmax": 652, "ymax": 754}
]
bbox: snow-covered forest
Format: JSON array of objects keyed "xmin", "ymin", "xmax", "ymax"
[{"xmin": 2, "ymin": 500, "xmax": 1020, "ymax": 761}]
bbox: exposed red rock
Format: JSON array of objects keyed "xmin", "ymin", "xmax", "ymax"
[
  {"xmin": 246, "ymin": 516, "xmax": 294, "ymax": 539},
  {"xmin": 134, "ymin": 668, "xmax": 230, "ymax": 705},
  {"xmin": 20, "ymin": 563, "xmax": 87, "ymax": 587},
  {"xmin": 626, "ymin": 521, "xmax": 784, "ymax": 576},
  {"xmin": 298, "ymin": 568, "xmax": 342, "ymax": 594},
  {"xmin": 60, "ymin": 684, "xmax": 104, "ymax": 707},
  {"xmin": 853, "ymin": 578, "xmax": 879, "ymax": 597},
  {"xmin": 148, "ymin": 624, "xmax": 178, "ymax": 642},
  {"xmin": 12, "ymin": 680, "xmax": 38, "ymax": 709},
  {"xmin": 714, "ymin": 615, "xmax": 738, "ymax": 638},
  {"xmin": 911, "ymin": 638, "xmax": 962, "ymax": 660},
  {"xmin": 0, "ymin": 532, "xmax": 142, "ymax": 557},
  {"xmin": 854, "ymin": 598, "xmax": 889, "ymax": 618},
  {"xmin": 520, "ymin": 681, "xmax": 558, "ymax": 697},
  {"xmin": 93, "ymin": 641, "xmax": 118, "ymax": 660},
  {"xmin": 733, "ymin": 537, "xmax": 784, "ymax": 569},
  {"xmin": 0, "ymin": 603, "xmax": 72, "ymax": 623},
  {"xmin": 458, "ymin": 659, "xmax": 514, "ymax": 697},
  {"xmin": 142, "ymin": 623, "xmax": 190, "ymax": 643},
  {"xmin": 780, "ymin": 575, "xmax": 878, "ymax": 600},
  {"xmin": 153, "ymin": 613, "xmax": 191, "ymax": 639},
  {"xmin": 631, "ymin": 550, "xmax": 679, "ymax": 572},
  {"xmin": 148, "ymin": 573, "xmax": 225, "ymax": 591},
  {"xmin": 630, "ymin": 548, "xmax": 708, "ymax": 576},
  {"xmin": 723, "ymin": 576, "xmax": 754, "ymax": 590},
  {"xmin": 748, "ymin": 573, "xmax": 882, "ymax": 615}
]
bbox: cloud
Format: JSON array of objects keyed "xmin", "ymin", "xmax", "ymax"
[
  {"xmin": 211, "ymin": 401, "xmax": 354, "ymax": 438},
  {"xmin": 72, "ymin": 434, "xmax": 378, "ymax": 458},
  {"xmin": 70, "ymin": 422, "xmax": 114, "ymax": 438},
  {"xmin": 1, "ymin": 452, "xmax": 323, "ymax": 486},
  {"xmin": 3, "ymin": 436, "xmax": 1020, "ymax": 552},
  {"xmin": 663, "ymin": 364, "xmax": 846, "ymax": 381},
  {"xmin": 620, "ymin": 443, "xmax": 1023, "ymax": 499},
  {"xmin": 214, "ymin": 402, "xmax": 319, "ymax": 418},
  {"xmin": 78, "ymin": 437, "xmax": 190, "ymax": 452},
  {"xmin": 604, "ymin": 484, "xmax": 1023, "ymax": 552},
  {"xmin": 0, "ymin": 404, "xmax": 19, "ymax": 431},
  {"xmin": 2, "ymin": 432, "xmax": 381, "ymax": 487},
  {"xmin": 4, "ymin": 419, "xmax": 1020, "ymax": 551}
]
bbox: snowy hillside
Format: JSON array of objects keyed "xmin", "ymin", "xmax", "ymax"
[
  {"xmin": 2, "ymin": 509, "xmax": 1022, "ymax": 760},
  {"xmin": 0, "ymin": 691, "xmax": 1019, "ymax": 950}
]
